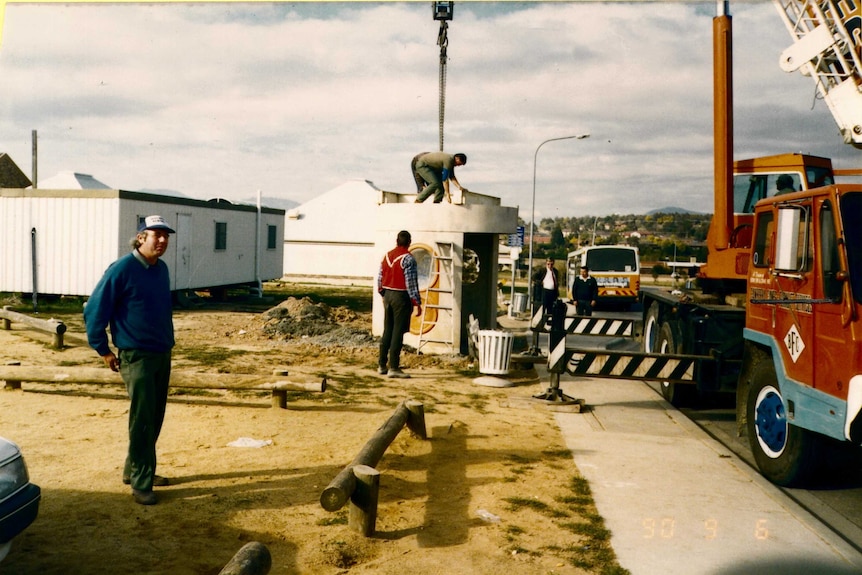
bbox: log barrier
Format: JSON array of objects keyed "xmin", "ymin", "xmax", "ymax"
[
  {"xmin": 218, "ymin": 541, "xmax": 272, "ymax": 575},
  {"xmin": 1, "ymin": 306, "xmax": 66, "ymax": 349},
  {"xmin": 349, "ymin": 465, "xmax": 380, "ymax": 537},
  {"xmin": 320, "ymin": 399, "xmax": 426, "ymax": 535},
  {"xmin": 0, "ymin": 365, "xmax": 325, "ymax": 408}
]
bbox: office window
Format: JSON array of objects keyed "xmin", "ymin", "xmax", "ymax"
[
  {"xmin": 215, "ymin": 222, "xmax": 227, "ymax": 250},
  {"xmin": 267, "ymin": 225, "xmax": 278, "ymax": 250}
]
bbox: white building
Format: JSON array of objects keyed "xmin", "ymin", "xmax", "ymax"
[
  {"xmin": 0, "ymin": 157, "xmax": 284, "ymax": 297},
  {"xmin": 282, "ymin": 179, "xmax": 380, "ymax": 284}
]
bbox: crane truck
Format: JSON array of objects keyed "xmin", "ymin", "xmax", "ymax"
[{"xmin": 542, "ymin": 0, "xmax": 862, "ymax": 487}]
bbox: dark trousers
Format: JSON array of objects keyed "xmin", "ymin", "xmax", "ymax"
[
  {"xmin": 414, "ymin": 165, "xmax": 444, "ymax": 203},
  {"xmin": 576, "ymin": 300, "xmax": 593, "ymax": 316},
  {"xmin": 119, "ymin": 349, "xmax": 171, "ymax": 492},
  {"xmin": 379, "ymin": 289, "xmax": 412, "ymax": 369},
  {"xmin": 542, "ymin": 289, "xmax": 558, "ymax": 315},
  {"xmin": 411, "ymin": 153, "xmax": 429, "ymax": 193}
]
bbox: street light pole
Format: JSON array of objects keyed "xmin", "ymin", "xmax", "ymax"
[{"xmin": 527, "ymin": 133, "xmax": 590, "ymax": 305}]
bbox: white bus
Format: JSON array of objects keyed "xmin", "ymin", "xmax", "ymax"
[{"xmin": 566, "ymin": 245, "xmax": 640, "ymax": 310}]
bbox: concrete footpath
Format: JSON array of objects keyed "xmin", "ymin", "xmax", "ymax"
[
  {"xmin": 495, "ymin": 314, "xmax": 862, "ymax": 574},
  {"xmin": 551, "ymin": 373, "xmax": 862, "ymax": 575}
]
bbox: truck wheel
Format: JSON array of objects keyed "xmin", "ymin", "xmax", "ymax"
[
  {"xmin": 644, "ymin": 302, "xmax": 661, "ymax": 353},
  {"xmin": 657, "ymin": 322, "xmax": 695, "ymax": 406},
  {"xmin": 746, "ymin": 360, "xmax": 819, "ymax": 486}
]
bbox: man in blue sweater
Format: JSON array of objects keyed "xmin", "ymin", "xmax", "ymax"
[{"xmin": 84, "ymin": 215, "xmax": 176, "ymax": 506}]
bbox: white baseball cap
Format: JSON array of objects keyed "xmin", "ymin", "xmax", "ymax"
[{"xmin": 138, "ymin": 215, "xmax": 175, "ymax": 233}]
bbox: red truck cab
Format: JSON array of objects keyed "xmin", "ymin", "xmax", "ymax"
[{"xmin": 741, "ymin": 175, "xmax": 862, "ymax": 485}]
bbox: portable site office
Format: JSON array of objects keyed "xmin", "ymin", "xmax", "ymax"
[{"xmin": 0, "ymin": 187, "xmax": 285, "ymax": 297}]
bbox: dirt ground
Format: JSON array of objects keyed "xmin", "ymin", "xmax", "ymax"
[{"xmin": 0, "ymin": 296, "xmax": 625, "ymax": 575}]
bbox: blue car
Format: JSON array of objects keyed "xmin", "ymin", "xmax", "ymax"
[{"xmin": 0, "ymin": 437, "xmax": 40, "ymax": 562}]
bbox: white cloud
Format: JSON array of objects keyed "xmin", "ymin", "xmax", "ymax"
[{"xmin": 0, "ymin": 1, "xmax": 856, "ymax": 218}]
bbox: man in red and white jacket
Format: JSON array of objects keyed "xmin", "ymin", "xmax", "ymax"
[{"xmin": 377, "ymin": 230, "xmax": 422, "ymax": 378}]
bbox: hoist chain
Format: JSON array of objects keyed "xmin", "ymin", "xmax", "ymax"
[{"xmin": 438, "ymin": 21, "xmax": 448, "ymax": 151}]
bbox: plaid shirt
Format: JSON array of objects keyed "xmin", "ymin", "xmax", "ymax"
[{"xmin": 402, "ymin": 254, "xmax": 421, "ymax": 305}]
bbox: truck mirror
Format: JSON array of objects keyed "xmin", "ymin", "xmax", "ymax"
[{"xmin": 774, "ymin": 206, "xmax": 808, "ymax": 272}]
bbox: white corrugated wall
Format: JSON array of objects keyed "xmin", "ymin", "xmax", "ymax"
[
  {"xmin": 0, "ymin": 194, "xmax": 120, "ymax": 296},
  {"xmin": 2, "ymin": 192, "xmax": 284, "ymax": 296}
]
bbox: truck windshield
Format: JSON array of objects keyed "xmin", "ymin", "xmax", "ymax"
[
  {"xmin": 733, "ymin": 172, "xmax": 803, "ymax": 213},
  {"xmin": 840, "ymin": 192, "xmax": 862, "ymax": 304}
]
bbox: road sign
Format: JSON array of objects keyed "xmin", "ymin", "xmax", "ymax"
[{"xmin": 508, "ymin": 226, "xmax": 524, "ymax": 247}]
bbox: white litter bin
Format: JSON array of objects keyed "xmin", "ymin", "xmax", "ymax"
[
  {"xmin": 477, "ymin": 330, "xmax": 515, "ymax": 375},
  {"xmin": 512, "ymin": 293, "xmax": 528, "ymax": 314}
]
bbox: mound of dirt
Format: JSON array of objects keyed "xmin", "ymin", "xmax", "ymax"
[{"xmin": 255, "ymin": 297, "xmax": 372, "ymax": 346}]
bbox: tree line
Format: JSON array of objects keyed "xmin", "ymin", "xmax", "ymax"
[{"xmin": 518, "ymin": 211, "xmax": 712, "ymax": 267}]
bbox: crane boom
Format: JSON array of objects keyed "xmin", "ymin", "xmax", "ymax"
[{"xmin": 773, "ymin": 0, "xmax": 862, "ymax": 148}]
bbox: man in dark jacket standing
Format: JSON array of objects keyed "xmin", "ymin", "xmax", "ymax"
[
  {"xmin": 85, "ymin": 215, "xmax": 175, "ymax": 506},
  {"xmin": 572, "ymin": 266, "xmax": 599, "ymax": 316},
  {"xmin": 377, "ymin": 230, "xmax": 422, "ymax": 378}
]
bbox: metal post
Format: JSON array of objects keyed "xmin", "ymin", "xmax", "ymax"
[
  {"xmin": 30, "ymin": 228, "xmax": 38, "ymax": 312},
  {"xmin": 527, "ymin": 134, "xmax": 590, "ymax": 305},
  {"xmin": 31, "ymin": 129, "xmax": 37, "ymax": 189}
]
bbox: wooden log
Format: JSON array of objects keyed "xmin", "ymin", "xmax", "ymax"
[
  {"xmin": 271, "ymin": 390, "xmax": 286, "ymax": 410},
  {"xmin": 217, "ymin": 541, "xmax": 272, "ymax": 575},
  {"xmin": 1, "ymin": 306, "xmax": 66, "ymax": 334},
  {"xmin": 2, "ymin": 361, "xmax": 21, "ymax": 391},
  {"xmin": 319, "ymin": 400, "xmax": 425, "ymax": 512},
  {"xmin": 262, "ymin": 379, "xmax": 327, "ymax": 409},
  {"xmin": 0, "ymin": 365, "xmax": 326, "ymax": 391},
  {"xmin": 1, "ymin": 306, "xmax": 66, "ymax": 349},
  {"xmin": 0, "ymin": 365, "xmax": 120, "ymax": 385},
  {"xmin": 259, "ymin": 380, "xmax": 327, "ymax": 393},
  {"xmin": 0, "ymin": 366, "xmax": 326, "ymax": 407},
  {"xmin": 404, "ymin": 399, "xmax": 427, "ymax": 440},
  {"xmin": 349, "ymin": 465, "xmax": 380, "ymax": 536}
]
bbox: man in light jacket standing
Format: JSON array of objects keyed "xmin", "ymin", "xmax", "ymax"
[{"xmin": 413, "ymin": 151, "xmax": 468, "ymax": 203}]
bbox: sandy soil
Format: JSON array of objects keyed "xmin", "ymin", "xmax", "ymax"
[{"xmin": 0, "ymin": 297, "xmax": 624, "ymax": 575}]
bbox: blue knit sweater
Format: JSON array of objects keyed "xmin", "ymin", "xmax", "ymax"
[{"xmin": 84, "ymin": 251, "xmax": 175, "ymax": 356}]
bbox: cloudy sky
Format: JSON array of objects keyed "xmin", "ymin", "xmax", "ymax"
[{"xmin": 0, "ymin": 1, "xmax": 857, "ymax": 219}]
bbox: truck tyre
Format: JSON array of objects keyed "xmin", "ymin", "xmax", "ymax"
[
  {"xmin": 644, "ymin": 302, "xmax": 661, "ymax": 353},
  {"xmin": 657, "ymin": 321, "xmax": 695, "ymax": 406},
  {"xmin": 746, "ymin": 360, "xmax": 819, "ymax": 487}
]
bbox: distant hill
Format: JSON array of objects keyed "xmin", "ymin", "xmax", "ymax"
[
  {"xmin": 138, "ymin": 188, "xmax": 298, "ymax": 211},
  {"xmin": 239, "ymin": 196, "xmax": 299, "ymax": 211},
  {"xmin": 646, "ymin": 206, "xmax": 703, "ymax": 215}
]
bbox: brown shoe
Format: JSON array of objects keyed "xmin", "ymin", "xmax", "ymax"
[
  {"xmin": 124, "ymin": 474, "xmax": 170, "ymax": 487},
  {"xmin": 132, "ymin": 489, "xmax": 157, "ymax": 506}
]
